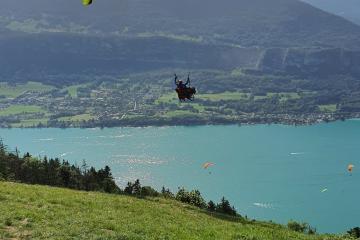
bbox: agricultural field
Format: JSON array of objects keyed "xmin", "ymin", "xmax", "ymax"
[
  {"xmin": 64, "ymin": 84, "xmax": 89, "ymax": 98},
  {"xmin": 0, "ymin": 105, "xmax": 46, "ymax": 117},
  {"xmin": 319, "ymin": 104, "xmax": 337, "ymax": 112},
  {"xmin": 254, "ymin": 92, "xmax": 301, "ymax": 101},
  {"xmin": 156, "ymin": 91, "xmax": 249, "ymax": 103},
  {"xmin": 0, "ymin": 82, "xmax": 54, "ymax": 98},
  {"xmin": 198, "ymin": 92, "xmax": 249, "ymax": 101},
  {"xmin": 58, "ymin": 114, "xmax": 94, "ymax": 122},
  {"xmin": 10, "ymin": 118, "xmax": 49, "ymax": 128}
]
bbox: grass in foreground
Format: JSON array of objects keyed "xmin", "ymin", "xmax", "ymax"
[{"xmin": 0, "ymin": 182, "xmax": 346, "ymax": 240}]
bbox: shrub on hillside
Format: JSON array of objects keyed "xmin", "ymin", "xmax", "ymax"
[
  {"xmin": 124, "ymin": 179, "xmax": 160, "ymax": 198},
  {"xmin": 347, "ymin": 227, "xmax": 360, "ymax": 238},
  {"xmin": 287, "ymin": 220, "xmax": 316, "ymax": 234},
  {"xmin": 176, "ymin": 188, "xmax": 206, "ymax": 208},
  {"xmin": 161, "ymin": 186, "xmax": 175, "ymax": 199},
  {"xmin": 287, "ymin": 220, "xmax": 308, "ymax": 233}
]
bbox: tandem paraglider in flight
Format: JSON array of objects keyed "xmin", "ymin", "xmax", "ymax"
[
  {"xmin": 82, "ymin": 0, "xmax": 93, "ymax": 6},
  {"xmin": 174, "ymin": 73, "xmax": 197, "ymax": 101}
]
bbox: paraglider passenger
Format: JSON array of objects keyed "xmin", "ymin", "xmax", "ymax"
[{"xmin": 174, "ymin": 74, "xmax": 190, "ymax": 89}]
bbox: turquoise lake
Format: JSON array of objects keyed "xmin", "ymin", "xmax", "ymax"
[{"xmin": 1, "ymin": 120, "xmax": 360, "ymax": 233}]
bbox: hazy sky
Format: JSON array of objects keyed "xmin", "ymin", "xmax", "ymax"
[{"xmin": 301, "ymin": 0, "xmax": 360, "ymax": 24}]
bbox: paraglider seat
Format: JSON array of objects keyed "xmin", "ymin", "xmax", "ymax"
[{"xmin": 176, "ymin": 87, "xmax": 196, "ymax": 101}]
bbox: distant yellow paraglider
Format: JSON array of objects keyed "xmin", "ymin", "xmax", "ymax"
[
  {"xmin": 82, "ymin": 0, "xmax": 93, "ymax": 6},
  {"xmin": 348, "ymin": 164, "xmax": 354, "ymax": 173},
  {"xmin": 202, "ymin": 162, "xmax": 215, "ymax": 174},
  {"xmin": 203, "ymin": 162, "xmax": 214, "ymax": 169}
]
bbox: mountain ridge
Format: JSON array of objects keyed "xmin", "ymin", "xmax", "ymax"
[
  {"xmin": 1, "ymin": 0, "xmax": 360, "ymax": 83},
  {"xmin": 1, "ymin": 0, "xmax": 360, "ymax": 48},
  {"xmin": 301, "ymin": 0, "xmax": 360, "ymax": 25}
]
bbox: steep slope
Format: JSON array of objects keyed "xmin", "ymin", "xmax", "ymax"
[
  {"xmin": 302, "ymin": 0, "xmax": 360, "ymax": 25},
  {"xmin": 0, "ymin": 34, "xmax": 262, "ymax": 83},
  {"xmin": 258, "ymin": 47, "xmax": 360, "ymax": 76},
  {"xmin": 1, "ymin": 0, "xmax": 360, "ymax": 83},
  {"xmin": 0, "ymin": 182, "xmax": 345, "ymax": 240}
]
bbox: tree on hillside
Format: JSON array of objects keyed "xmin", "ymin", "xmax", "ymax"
[
  {"xmin": 133, "ymin": 179, "xmax": 142, "ymax": 196},
  {"xmin": 81, "ymin": 160, "xmax": 88, "ymax": 174},
  {"xmin": 207, "ymin": 200, "xmax": 216, "ymax": 212},
  {"xmin": 287, "ymin": 221, "xmax": 308, "ymax": 233},
  {"xmin": 189, "ymin": 190, "xmax": 206, "ymax": 208},
  {"xmin": 0, "ymin": 139, "xmax": 6, "ymax": 156},
  {"xmin": 161, "ymin": 186, "xmax": 174, "ymax": 198},
  {"xmin": 176, "ymin": 188, "xmax": 206, "ymax": 208},
  {"xmin": 124, "ymin": 181, "xmax": 134, "ymax": 195},
  {"xmin": 216, "ymin": 197, "xmax": 237, "ymax": 216}
]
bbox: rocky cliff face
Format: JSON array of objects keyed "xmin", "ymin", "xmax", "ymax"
[
  {"xmin": 0, "ymin": 34, "xmax": 264, "ymax": 82},
  {"xmin": 257, "ymin": 47, "xmax": 360, "ymax": 76}
]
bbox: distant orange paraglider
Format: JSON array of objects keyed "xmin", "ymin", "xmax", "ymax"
[
  {"xmin": 348, "ymin": 164, "xmax": 354, "ymax": 173},
  {"xmin": 203, "ymin": 162, "xmax": 214, "ymax": 169}
]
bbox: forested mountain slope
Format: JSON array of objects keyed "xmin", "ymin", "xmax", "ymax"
[{"xmin": 1, "ymin": 0, "xmax": 360, "ymax": 48}]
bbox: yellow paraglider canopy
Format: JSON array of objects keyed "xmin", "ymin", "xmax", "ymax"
[
  {"xmin": 203, "ymin": 162, "xmax": 214, "ymax": 169},
  {"xmin": 82, "ymin": 0, "xmax": 93, "ymax": 6}
]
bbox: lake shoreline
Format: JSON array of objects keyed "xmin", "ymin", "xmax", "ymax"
[{"xmin": 1, "ymin": 112, "xmax": 359, "ymax": 129}]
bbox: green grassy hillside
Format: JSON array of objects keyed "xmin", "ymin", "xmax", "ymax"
[{"xmin": 0, "ymin": 181, "xmax": 347, "ymax": 240}]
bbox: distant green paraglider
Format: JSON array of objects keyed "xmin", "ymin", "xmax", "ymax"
[{"xmin": 82, "ymin": 0, "xmax": 93, "ymax": 6}]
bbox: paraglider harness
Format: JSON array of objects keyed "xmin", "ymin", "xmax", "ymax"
[{"xmin": 174, "ymin": 73, "xmax": 196, "ymax": 101}]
